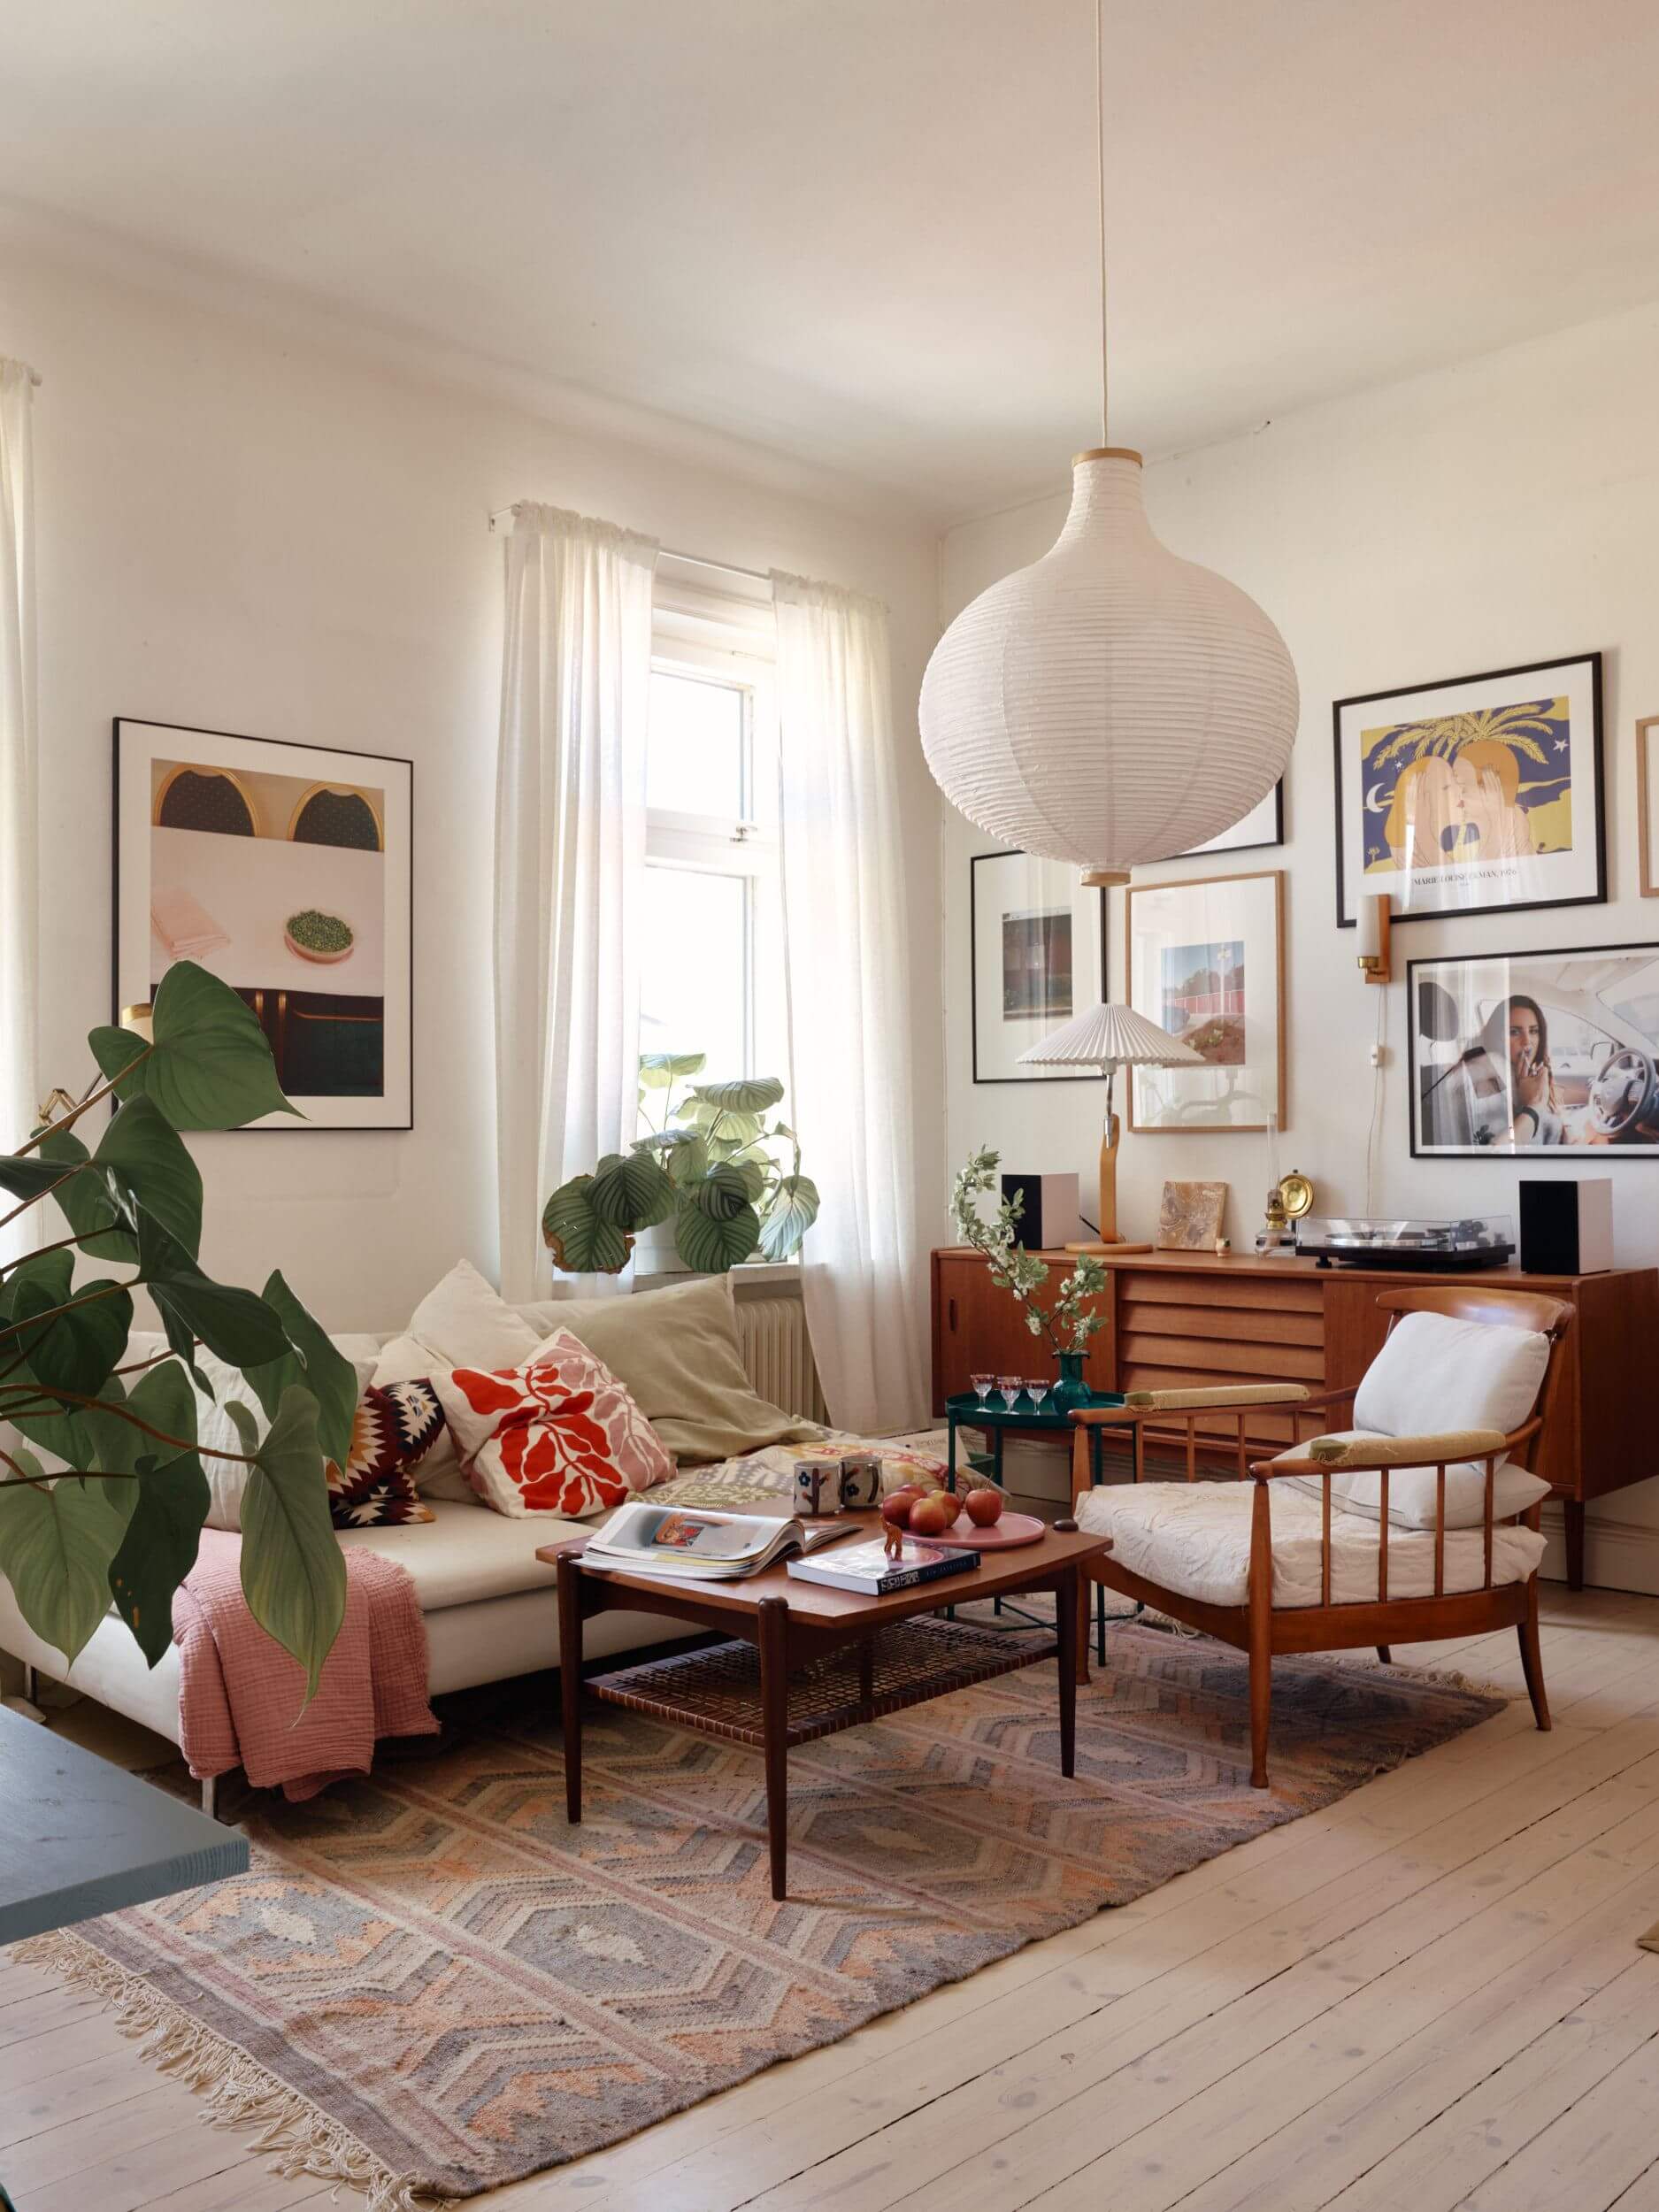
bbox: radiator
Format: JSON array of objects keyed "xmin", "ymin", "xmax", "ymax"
[{"xmin": 734, "ymin": 1294, "xmax": 827, "ymax": 1424}]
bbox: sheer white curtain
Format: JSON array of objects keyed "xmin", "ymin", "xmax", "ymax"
[
  {"xmin": 772, "ymin": 572, "xmax": 926, "ymax": 1432},
  {"xmin": 0, "ymin": 360, "xmax": 38, "ymax": 1256},
  {"xmin": 494, "ymin": 504, "xmax": 657, "ymax": 1301}
]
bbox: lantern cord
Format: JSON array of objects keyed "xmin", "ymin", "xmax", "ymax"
[{"xmin": 1094, "ymin": 0, "xmax": 1109, "ymax": 446}]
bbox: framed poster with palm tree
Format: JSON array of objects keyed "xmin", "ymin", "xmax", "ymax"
[{"xmin": 1333, "ymin": 652, "xmax": 1604, "ymax": 927}]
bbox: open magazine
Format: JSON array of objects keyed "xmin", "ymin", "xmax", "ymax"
[{"xmin": 580, "ymin": 1501, "xmax": 856, "ymax": 1581}]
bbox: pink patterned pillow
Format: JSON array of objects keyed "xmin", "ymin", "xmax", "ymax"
[{"xmin": 434, "ymin": 1328, "xmax": 674, "ymax": 1517}]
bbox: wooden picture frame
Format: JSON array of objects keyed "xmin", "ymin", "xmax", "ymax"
[
  {"xmin": 969, "ymin": 849, "xmax": 1109, "ymax": 1084},
  {"xmin": 1125, "ymin": 869, "xmax": 1286, "ymax": 1133},
  {"xmin": 1333, "ymin": 651, "xmax": 1604, "ymax": 928},
  {"xmin": 1638, "ymin": 715, "xmax": 1659, "ymax": 898}
]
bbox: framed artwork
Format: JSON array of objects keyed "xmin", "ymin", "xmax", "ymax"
[
  {"xmin": 1156, "ymin": 1179, "xmax": 1229, "ymax": 1250},
  {"xmin": 113, "ymin": 718, "xmax": 413, "ymax": 1129},
  {"xmin": 1126, "ymin": 870, "xmax": 1286, "ymax": 1133},
  {"xmin": 1638, "ymin": 716, "xmax": 1659, "ymax": 898},
  {"xmin": 1408, "ymin": 942, "xmax": 1659, "ymax": 1157},
  {"xmin": 1171, "ymin": 780, "xmax": 1284, "ymax": 858},
  {"xmin": 970, "ymin": 850, "xmax": 1108, "ymax": 1083},
  {"xmin": 1333, "ymin": 651, "xmax": 1604, "ymax": 927}
]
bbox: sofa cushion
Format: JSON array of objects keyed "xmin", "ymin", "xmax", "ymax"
[
  {"xmin": 326, "ymin": 1380, "xmax": 444, "ymax": 1529},
  {"xmin": 335, "ymin": 1497, "xmax": 582, "ymax": 1609},
  {"xmin": 1271, "ymin": 1429, "xmax": 1552, "ymax": 1532},
  {"xmin": 1073, "ymin": 1480, "xmax": 1547, "ymax": 1609},
  {"xmin": 409, "ymin": 1257, "xmax": 543, "ymax": 1371},
  {"xmin": 190, "ymin": 1345, "xmax": 379, "ymax": 1530},
  {"xmin": 1354, "ymin": 1311, "xmax": 1548, "ymax": 1442},
  {"xmin": 370, "ymin": 1333, "xmax": 472, "ymax": 1499},
  {"xmin": 512, "ymin": 1273, "xmax": 821, "ymax": 1463}
]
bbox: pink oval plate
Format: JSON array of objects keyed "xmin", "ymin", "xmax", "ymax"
[{"xmin": 926, "ymin": 1509, "xmax": 1048, "ymax": 1550}]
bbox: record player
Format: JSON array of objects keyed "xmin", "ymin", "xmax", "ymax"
[{"xmin": 1294, "ymin": 1215, "xmax": 1516, "ymax": 1271}]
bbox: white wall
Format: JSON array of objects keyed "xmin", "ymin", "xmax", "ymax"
[
  {"xmin": 1, "ymin": 227, "xmax": 944, "ymax": 1333},
  {"xmin": 939, "ymin": 299, "xmax": 1659, "ymax": 1588}
]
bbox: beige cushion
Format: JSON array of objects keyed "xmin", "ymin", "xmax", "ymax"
[
  {"xmin": 511, "ymin": 1274, "xmax": 822, "ymax": 1463},
  {"xmin": 1355, "ymin": 1310, "xmax": 1548, "ymax": 1439},
  {"xmin": 409, "ymin": 1257, "xmax": 543, "ymax": 1371},
  {"xmin": 335, "ymin": 1497, "xmax": 582, "ymax": 1609},
  {"xmin": 1121, "ymin": 1383, "xmax": 1310, "ymax": 1411}
]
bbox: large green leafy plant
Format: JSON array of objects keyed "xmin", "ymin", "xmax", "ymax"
[
  {"xmin": 0, "ymin": 962, "xmax": 350, "ymax": 1695},
  {"xmin": 542, "ymin": 1053, "xmax": 819, "ymax": 1275}
]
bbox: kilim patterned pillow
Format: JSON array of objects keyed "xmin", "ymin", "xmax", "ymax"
[{"xmin": 327, "ymin": 1379, "xmax": 445, "ymax": 1529}]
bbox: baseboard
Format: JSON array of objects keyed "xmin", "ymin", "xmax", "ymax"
[{"xmin": 1539, "ymin": 1502, "xmax": 1659, "ymax": 1596}]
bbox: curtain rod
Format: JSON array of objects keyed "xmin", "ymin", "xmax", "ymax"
[{"xmin": 488, "ymin": 505, "xmax": 770, "ymax": 587}]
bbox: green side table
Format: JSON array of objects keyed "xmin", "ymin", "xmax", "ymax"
[{"xmin": 944, "ymin": 1386, "xmax": 1125, "ymax": 1493}]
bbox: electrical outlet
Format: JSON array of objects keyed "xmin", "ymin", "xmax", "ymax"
[{"xmin": 1369, "ymin": 1043, "xmax": 1387, "ymax": 1068}]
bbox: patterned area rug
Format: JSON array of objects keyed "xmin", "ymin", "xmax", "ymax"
[{"xmin": 19, "ymin": 1625, "xmax": 1503, "ymax": 2210}]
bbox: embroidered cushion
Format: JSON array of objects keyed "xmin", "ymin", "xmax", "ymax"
[
  {"xmin": 326, "ymin": 1379, "xmax": 444, "ymax": 1529},
  {"xmin": 434, "ymin": 1329, "xmax": 675, "ymax": 1518}
]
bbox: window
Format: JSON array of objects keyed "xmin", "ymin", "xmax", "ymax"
[{"xmin": 641, "ymin": 571, "xmax": 786, "ymax": 1122}]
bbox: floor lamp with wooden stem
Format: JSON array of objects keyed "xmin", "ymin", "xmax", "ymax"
[{"xmin": 1016, "ymin": 1002, "xmax": 1204, "ymax": 1255}]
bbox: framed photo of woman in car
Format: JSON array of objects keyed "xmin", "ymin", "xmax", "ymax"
[
  {"xmin": 1335, "ymin": 652, "xmax": 1604, "ymax": 928},
  {"xmin": 1409, "ymin": 944, "xmax": 1659, "ymax": 1156}
]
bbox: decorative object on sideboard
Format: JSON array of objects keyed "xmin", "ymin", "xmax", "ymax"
[
  {"xmin": 1294, "ymin": 1216, "xmax": 1517, "ymax": 1271},
  {"xmin": 542, "ymin": 1053, "xmax": 818, "ymax": 1274},
  {"xmin": 1156, "ymin": 1179, "xmax": 1229, "ymax": 1251},
  {"xmin": 1637, "ymin": 714, "xmax": 1659, "ymax": 898},
  {"xmin": 1256, "ymin": 1127, "xmax": 1315, "ymax": 1256},
  {"xmin": 970, "ymin": 850, "xmax": 1109, "ymax": 1084},
  {"xmin": 1356, "ymin": 891, "xmax": 1392, "ymax": 984},
  {"xmin": 949, "ymin": 1147, "xmax": 1106, "ymax": 1413},
  {"xmin": 1518, "ymin": 1179, "xmax": 1614, "ymax": 1274},
  {"xmin": 1409, "ymin": 943, "xmax": 1659, "ymax": 1156},
  {"xmin": 1014, "ymin": 1002, "xmax": 1202, "ymax": 1253},
  {"xmin": 917, "ymin": 1, "xmax": 1297, "ymax": 884},
  {"xmin": 997, "ymin": 1171, "xmax": 1083, "ymax": 1249},
  {"xmin": 1333, "ymin": 653, "xmax": 1604, "ymax": 930},
  {"xmin": 115, "ymin": 716, "xmax": 412, "ymax": 1128},
  {"xmin": 1126, "ymin": 871, "xmax": 1286, "ymax": 1135}
]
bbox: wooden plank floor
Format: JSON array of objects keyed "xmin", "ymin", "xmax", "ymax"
[{"xmin": 4, "ymin": 1580, "xmax": 1658, "ymax": 2212}]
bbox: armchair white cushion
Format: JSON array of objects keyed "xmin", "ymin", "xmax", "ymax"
[{"xmin": 1272, "ymin": 1427, "xmax": 1551, "ymax": 1532}]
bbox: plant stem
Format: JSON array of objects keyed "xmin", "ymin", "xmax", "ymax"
[
  {"xmin": 0, "ymin": 1168, "xmax": 86, "ymax": 1233},
  {"xmin": 0, "ymin": 1280, "xmax": 129, "ymax": 1347},
  {"xmin": 12, "ymin": 1051, "xmax": 152, "ymax": 1159},
  {"xmin": 0, "ymin": 1228, "xmax": 95, "ymax": 1273}
]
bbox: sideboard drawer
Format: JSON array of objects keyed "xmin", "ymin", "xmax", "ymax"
[{"xmin": 1115, "ymin": 1266, "xmax": 1324, "ymax": 1448}]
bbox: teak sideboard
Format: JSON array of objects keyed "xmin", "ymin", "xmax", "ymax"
[{"xmin": 930, "ymin": 1245, "xmax": 1659, "ymax": 1589}]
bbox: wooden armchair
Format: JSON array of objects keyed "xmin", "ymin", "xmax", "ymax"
[{"xmin": 1067, "ymin": 1286, "xmax": 1571, "ymax": 1787}]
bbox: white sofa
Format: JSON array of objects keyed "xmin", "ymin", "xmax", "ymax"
[{"xmin": 0, "ymin": 1270, "xmax": 826, "ymax": 1770}]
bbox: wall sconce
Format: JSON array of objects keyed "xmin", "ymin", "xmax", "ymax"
[
  {"xmin": 1356, "ymin": 893, "xmax": 1392, "ymax": 985},
  {"xmin": 119, "ymin": 1002, "xmax": 155, "ymax": 1043}
]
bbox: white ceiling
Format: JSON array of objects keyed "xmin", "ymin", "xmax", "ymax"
[{"xmin": 8, "ymin": 0, "xmax": 1659, "ymax": 519}]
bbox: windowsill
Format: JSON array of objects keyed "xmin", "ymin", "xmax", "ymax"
[{"xmin": 631, "ymin": 1259, "xmax": 803, "ymax": 1292}]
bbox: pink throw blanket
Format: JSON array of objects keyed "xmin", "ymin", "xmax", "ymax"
[{"xmin": 173, "ymin": 1528, "xmax": 438, "ymax": 1801}]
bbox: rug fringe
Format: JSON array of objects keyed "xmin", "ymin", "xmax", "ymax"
[{"xmin": 13, "ymin": 1926, "xmax": 443, "ymax": 2212}]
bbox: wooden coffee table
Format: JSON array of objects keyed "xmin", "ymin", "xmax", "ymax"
[{"xmin": 538, "ymin": 1517, "xmax": 1110, "ymax": 1900}]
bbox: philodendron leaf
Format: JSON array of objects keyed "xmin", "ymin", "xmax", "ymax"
[
  {"xmin": 90, "ymin": 960, "xmax": 299, "ymax": 1131},
  {"xmin": 541, "ymin": 1178, "xmax": 634, "ymax": 1274},
  {"xmin": 138, "ymin": 1213, "xmax": 291, "ymax": 1368},
  {"xmin": 245, "ymin": 1271, "xmax": 357, "ymax": 1471},
  {"xmin": 0, "ymin": 1450, "xmax": 127, "ymax": 1665},
  {"xmin": 1, "ymin": 1248, "xmax": 73, "ymax": 1370},
  {"xmin": 12, "ymin": 1273, "xmax": 133, "ymax": 1400},
  {"xmin": 107, "ymin": 1449, "xmax": 211, "ymax": 1668},
  {"xmin": 238, "ymin": 1386, "xmax": 346, "ymax": 1701},
  {"xmin": 759, "ymin": 1172, "xmax": 821, "ymax": 1262},
  {"xmin": 589, "ymin": 1148, "xmax": 678, "ymax": 1231},
  {"xmin": 35, "ymin": 1127, "xmax": 136, "ymax": 1263},
  {"xmin": 689, "ymin": 1076, "xmax": 786, "ymax": 1114},
  {"xmin": 673, "ymin": 1194, "xmax": 760, "ymax": 1272},
  {"xmin": 0, "ymin": 1153, "xmax": 79, "ymax": 1205},
  {"xmin": 95, "ymin": 1094, "xmax": 204, "ymax": 1259}
]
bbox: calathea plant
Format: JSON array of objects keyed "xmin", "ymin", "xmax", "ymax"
[
  {"xmin": 542, "ymin": 1052, "xmax": 820, "ymax": 1274},
  {"xmin": 0, "ymin": 961, "xmax": 353, "ymax": 1695},
  {"xmin": 951, "ymin": 1146, "xmax": 1108, "ymax": 1354}
]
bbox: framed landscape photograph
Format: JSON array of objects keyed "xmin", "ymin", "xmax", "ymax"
[
  {"xmin": 970, "ymin": 849, "xmax": 1108, "ymax": 1083},
  {"xmin": 113, "ymin": 718, "xmax": 413, "ymax": 1128},
  {"xmin": 1408, "ymin": 942, "xmax": 1659, "ymax": 1157},
  {"xmin": 1172, "ymin": 780, "xmax": 1284, "ymax": 858},
  {"xmin": 1333, "ymin": 652, "xmax": 1603, "ymax": 927},
  {"xmin": 1126, "ymin": 870, "xmax": 1285, "ymax": 1133}
]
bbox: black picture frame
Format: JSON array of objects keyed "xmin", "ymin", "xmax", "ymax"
[
  {"xmin": 1170, "ymin": 780, "xmax": 1285, "ymax": 859},
  {"xmin": 112, "ymin": 716, "xmax": 415, "ymax": 1130},
  {"xmin": 1334, "ymin": 651, "xmax": 1605, "ymax": 929},
  {"xmin": 969, "ymin": 850, "xmax": 1109, "ymax": 1085},
  {"xmin": 1406, "ymin": 938, "xmax": 1659, "ymax": 1159}
]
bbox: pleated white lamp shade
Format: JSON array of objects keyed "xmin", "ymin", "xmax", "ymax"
[
  {"xmin": 1017, "ymin": 1000, "xmax": 1203, "ymax": 1070},
  {"xmin": 920, "ymin": 450, "xmax": 1299, "ymax": 880}
]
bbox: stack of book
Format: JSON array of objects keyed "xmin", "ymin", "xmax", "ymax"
[{"xmin": 787, "ymin": 1533, "xmax": 979, "ymax": 1595}]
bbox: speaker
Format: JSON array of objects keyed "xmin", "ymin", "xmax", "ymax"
[
  {"xmin": 1519, "ymin": 1178, "xmax": 1613, "ymax": 1274},
  {"xmin": 999, "ymin": 1171, "xmax": 1083, "ymax": 1250}
]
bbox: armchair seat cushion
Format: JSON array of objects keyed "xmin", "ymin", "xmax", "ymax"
[
  {"xmin": 1271, "ymin": 1430, "xmax": 1552, "ymax": 1532},
  {"xmin": 1073, "ymin": 1480, "xmax": 1546, "ymax": 1609}
]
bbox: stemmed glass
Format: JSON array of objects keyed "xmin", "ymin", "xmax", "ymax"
[
  {"xmin": 970, "ymin": 1372, "xmax": 995, "ymax": 1409},
  {"xmin": 997, "ymin": 1374, "xmax": 1025, "ymax": 1409},
  {"xmin": 1025, "ymin": 1377, "xmax": 1050, "ymax": 1411}
]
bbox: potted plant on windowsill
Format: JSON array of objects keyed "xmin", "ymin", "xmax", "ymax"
[
  {"xmin": 541, "ymin": 1053, "xmax": 819, "ymax": 1277},
  {"xmin": 950, "ymin": 1146, "xmax": 1107, "ymax": 1409}
]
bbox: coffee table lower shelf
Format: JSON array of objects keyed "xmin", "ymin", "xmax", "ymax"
[{"xmin": 588, "ymin": 1615, "xmax": 1054, "ymax": 1750}]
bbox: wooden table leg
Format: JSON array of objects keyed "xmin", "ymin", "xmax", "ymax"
[
  {"xmin": 1056, "ymin": 1565, "xmax": 1078, "ymax": 1778},
  {"xmin": 1073, "ymin": 1567, "xmax": 1092, "ymax": 1687},
  {"xmin": 557, "ymin": 1551, "xmax": 584, "ymax": 1825},
  {"xmin": 757, "ymin": 1597, "xmax": 790, "ymax": 1901}
]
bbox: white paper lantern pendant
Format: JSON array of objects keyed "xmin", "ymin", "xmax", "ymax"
[{"xmin": 918, "ymin": 3, "xmax": 1299, "ymax": 882}]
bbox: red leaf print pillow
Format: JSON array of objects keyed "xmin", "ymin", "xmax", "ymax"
[{"xmin": 434, "ymin": 1328, "xmax": 675, "ymax": 1517}]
